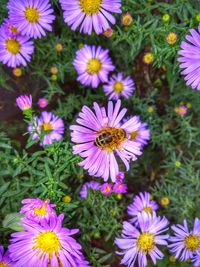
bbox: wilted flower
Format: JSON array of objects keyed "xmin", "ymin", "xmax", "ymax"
[
  {"xmin": 20, "ymin": 198, "xmax": 56, "ymax": 223},
  {"xmin": 169, "ymin": 218, "xmax": 200, "ymax": 261},
  {"xmin": 0, "ymin": 26, "xmax": 34, "ymax": 68},
  {"xmin": 166, "ymin": 32, "xmax": 178, "ymax": 45},
  {"xmin": 127, "ymin": 192, "xmax": 158, "ymax": 224},
  {"xmin": 70, "ymin": 100, "xmax": 143, "ymax": 182},
  {"xmin": 100, "ymin": 183, "xmax": 113, "ymax": 195},
  {"xmin": 28, "ymin": 111, "xmax": 64, "ymax": 146},
  {"xmin": 115, "ymin": 212, "xmax": 169, "ymax": 267},
  {"xmin": 175, "ymin": 105, "xmax": 188, "ymax": 117},
  {"xmin": 73, "ymin": 45, "xmax": 115, "ymax": 88},
  {"xmin": 9, "ymin": 214, "xmax": 90, "ymax": 266},
  {"xmin": 178, "ymin": 26, "xmax": 200, "ymax": 90},
  {"xmin": 103, "ymin": 28, "xmax": 113, "ymax": 38},
  {"xmin": 59, "ymin": 0, "xmax": 122, "ymax": 35},
  {"xmin": 8, "ymin": 0, "xmax": 55, "ymax": 39},
  {"xmin": 103, "ymin": 73, "xmax": 135, "ymax": 100},
  {"xmin": 37, "ymin": 98, "xmax": 48, "ymax": 108},
  {"xmin": 113, "ymin": 183, "xmax": 127, "ymax": 194},
  {"xmin": 80, "ymin": 181, "xmax": 101, "ymax": 199},
  {"xmin": 16, "ymin": 95, "xmax": 32, "ymax": 111},
  {"xmin": 121, "ymin": 13, "xmax": 133, "ymax": 26},
  {"xmin": 0, "ymin": 246, "xmax": 12, "ymax": 267}
]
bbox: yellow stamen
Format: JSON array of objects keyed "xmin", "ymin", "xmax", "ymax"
[
  {"xmin": 42, "ymin": 123, "xmax": 53, "ymax": 132},
  {"xmin": 33, "ymin": 231, "xmax": 61, "ymax": 257},
  {"xmin": 142, "ymin": 206, "xmax": 153, "ymax": 214},
  {"xmin": 79, "ymin": 0, "xmax": 102, "ymax": 15},
  {"xmin": 143, "ymin": 53, "xmax": 154, "ymax": 64},
  {"xmin": 34, "ymin": 204, "xmax": 47, "ymax": 216},
  {"xmin": 6, "ymin": 38, "xmax": 20, "ymax": 54},
  {"xmin": 10, "ymin": 26, "xmax": 19, "ymax": 34},
  {"xmin": 24, "ymin": 7, "xmax": 40, "ymax": 23},
  {"xmin": 13, "ymin": 68, "xmax": 22, "ymax": 77},
  {"xmin": 160, "ymin": 197, "xmax": 170, "ymax": 207},
  {"xmin": 184, "ymin": 235, "xmax": 200, "ymax": 251},
  {"xmin": 0, "ymin": 262, "xmax": 10, "ymax": 267},
  {"xmin": 136, "ymin": 232, "xmax": 154, "ymax": 253},
  {"xmin": 113, "ymin": 82, "xmax": 124, "ymax": 93},
  {"xmin": 87, "ymin": 58, "xmax": 102, "ymax": 74}
]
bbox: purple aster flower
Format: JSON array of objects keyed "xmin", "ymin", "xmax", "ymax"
[
  {"xmin": 123, "ymin": 116, "xmax": 150, "ymax": 147},
  {"xmin": 113, "ymin": 183, "xmax": 127, "ymax": 194},
  {"xmin": 73, "ymin": 44, "xmax": 115, "ymax": 88},
  {"xmin": 178, "ymin": 26, "xmax": 200, "ymax": 90},
  {"xmin": 116, "ymin": 171, "xmax": 125, "ymax": 183},
  {"xmin": 9, "ymin": 214, "xmax": 90, "ymax": 267},
  {"xmin": 28, "ymin": 111, "xmax": 64, "ymax": 146},
  {"xmin": 100, "ymin": 183, "xmax": 113, "ymax": 195},
  {"xmin": 169, "ymin": 218, "xmax": 200, "ymax": 261},
  {"xmin": 70, "ymin": 100, "xmax": 143, "ymax": 182},
  {"xmin": 16, "ymin": 95, "xmax": 32, "ymax": 111},
  {"xmin": 0, "ymin": 246, "xmax": 12, "ymax": 267},
  {"xmin": 20, "ymin": 198, "xmax": 56, "ymax": 223},
  {"xmin": 80, "ymin": 181, "xmax": 101, "ymax": 199},
  {"xmin": 8, "ymin": 0, "xmax": 55, "ymax": 39},
  {"xmin": 0, "ymin": 18, "xmax": 19, "ymax": 37},
  {"xmin": 59, "ymin": 0, "xmax": 122, "ymax": 35},
  {"xmin": 115, "ymin": 212, "xmax": 169, "ymax": 267},
  {"xmin": 103, "ymin": 73, "xmax": 135, "ymax": 100},
  {"xmin": 0, "ymin": 26, "xmax": 34, "ymax": 68},
  {"xmin": 175, "ymin": 105, "xmax": 188, "ymax": 117},
  {"xmin": 127, "ymin": 192, "xmax": 158, "ymax": 225},
  {"xmin": 37, "ymin": 98, "xmax": 48, "ymax": 108}
]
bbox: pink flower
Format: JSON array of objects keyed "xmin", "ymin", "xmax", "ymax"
[
  {"xmin": 100, "ymin": 183, "xmax": 113, "ymax": 195},
  {"xmin": 113, "ymin": 183, "xmax": 127, "ymax": 194},
  {"xmin": 37, "ymin": 98, "xmax": 48, "ymax": 108},
  {"xmin": 16, "ymin": 95, "xmax": 32, "ymax": 110}
]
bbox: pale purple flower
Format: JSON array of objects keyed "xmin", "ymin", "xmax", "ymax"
[
  {"xmin": 123, "ymin": 116, "xmax": 150, "ymax": 147},
  {"xmin": 169, "ymin": 219, "xmax": 200, "ymax": 261},
  {"xmin": 103, "ymin": 73, "xmax": 135, "ymax": 100},
  {"xmin": 100, "ymin": 183, "xmax": 113, "ymax": 195},
  {"xmin": 80, "ymin": 181, "xmax": 101, "ymax": 199},
  {"xmin": 59, "ymin": 0, "xmax": 122, "ymax": 35},
  {"xmin": 115, "ymin": 212, "xmax": 169, "ymax": 267},
  {"xmin": 70, "ymin": 100, "xmax": 143, "ymax": 182},
  {"xmin": 178, "ymin": 25, "xmax": 200, "ymax": 90},
  {"xmin": 28, "ymin": 111, "xmax": 64, "ymax": 146},
  {"xmin": 0, "ymin": 26, "xmax": 34, "ymax": 68},
  {"xmin": 16, "ymin": 95, "xmax": 32, "ymax": 111},
  {"xmin": 73, "ymin": 44, "xmax": 115, "ymax": 88},
  {"xmin": 20, "ymin": 198, "xmax": 56, "ymax": 223},
  {"xmin": 8, "ymin": 0, "xmax": 55, "ymax": 39},
  {"xmin": 127, "ymin": 192, "xmax": 158, "ymax": 225},
  {"xmin": 0, "ymin": 18, "xmax": 19, "ymax": 37},
  {"xmin": 9, "ymin": 214, "xmax": 90, "ymax": 266},
  {"xmin": 116, "ymin": 172, "xmax": 125, "ymax": 183},
  {"xmin": 0, "ymin": 246, "xmax": 12, "ymax": 267},
  {"xmin": 37, "ymin": 98, "xmax": 48, "ymax": 108},
  {"xmin": 113, "ymin": 183, "xmax": 127, "ymax": 194}
]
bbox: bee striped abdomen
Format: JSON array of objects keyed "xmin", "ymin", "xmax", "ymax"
[{"xmin": 94, "ymin": 127, "xmax": 126, "ymax": 151}]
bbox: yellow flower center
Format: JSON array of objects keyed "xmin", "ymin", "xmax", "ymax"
[
  {"xmin": 24, "ymin": 7, "xmax": 40, "ymax": 23},
  {"xmin": 42, "ymin": 123, "xmax": 53, "ymax": 132},
  {"xmin": 10, "ymin": 26, "xmax": 19, "ymax": 34},
  {"xmin": 94, "ymin": 127, "xmax": 126, "ymax": 152},
  {"xmin": 184, "ymin": 235, "xmax": 200, "ymax": 251},
  {"xmin": 13, "ymin": 68, "xmax": 22, "ymax": 77},
  {"xmin": 0, "ymin": 262, "xmax": 9, "ymax": 267},
  {"xmin": 130, "ymin": 131, "xmax": 138, "ymax": 140},
  {"xmin": 166, "ymin": 32, "xmax": 177, "ymax": 45},
  {"xmin": 143, "ymin": 53, "xmax": 154, "ymax": 64},
  {"xmin": 113, "ymin": 82, "xmax": 124, "ymax": 93},
  {"xmin": 142, "ymin": 206, "xmax": 153, "ymax": 214},
  {"xmin": 79, "ymin": 0, "xmax": 102, "ymax": 15},
  {"xmin": 33, "ymin": 231, "xmax": 61, "ymax": 257},
  {"xmin": 34, "ymin": 204, "xmax": 47, "ymax": 216},
  {"xmin": 87, "ymin": 58, "xmax": 102, "ymax": 74},
  {"xmin": 136, "ymin": 232, "xmax": 155, "ymax": 253},
  {"xmin": 161, "ymin": 197, "xmax": 170, "ymax": 207},
  {"xmin": 6, "ymin": 39, "xmax": 20, "ymax": 54}
]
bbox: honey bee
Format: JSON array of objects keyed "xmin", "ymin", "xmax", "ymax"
[{"xmin": 94, "ymin": 128, "xmax": 126, "ymax": 149}]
